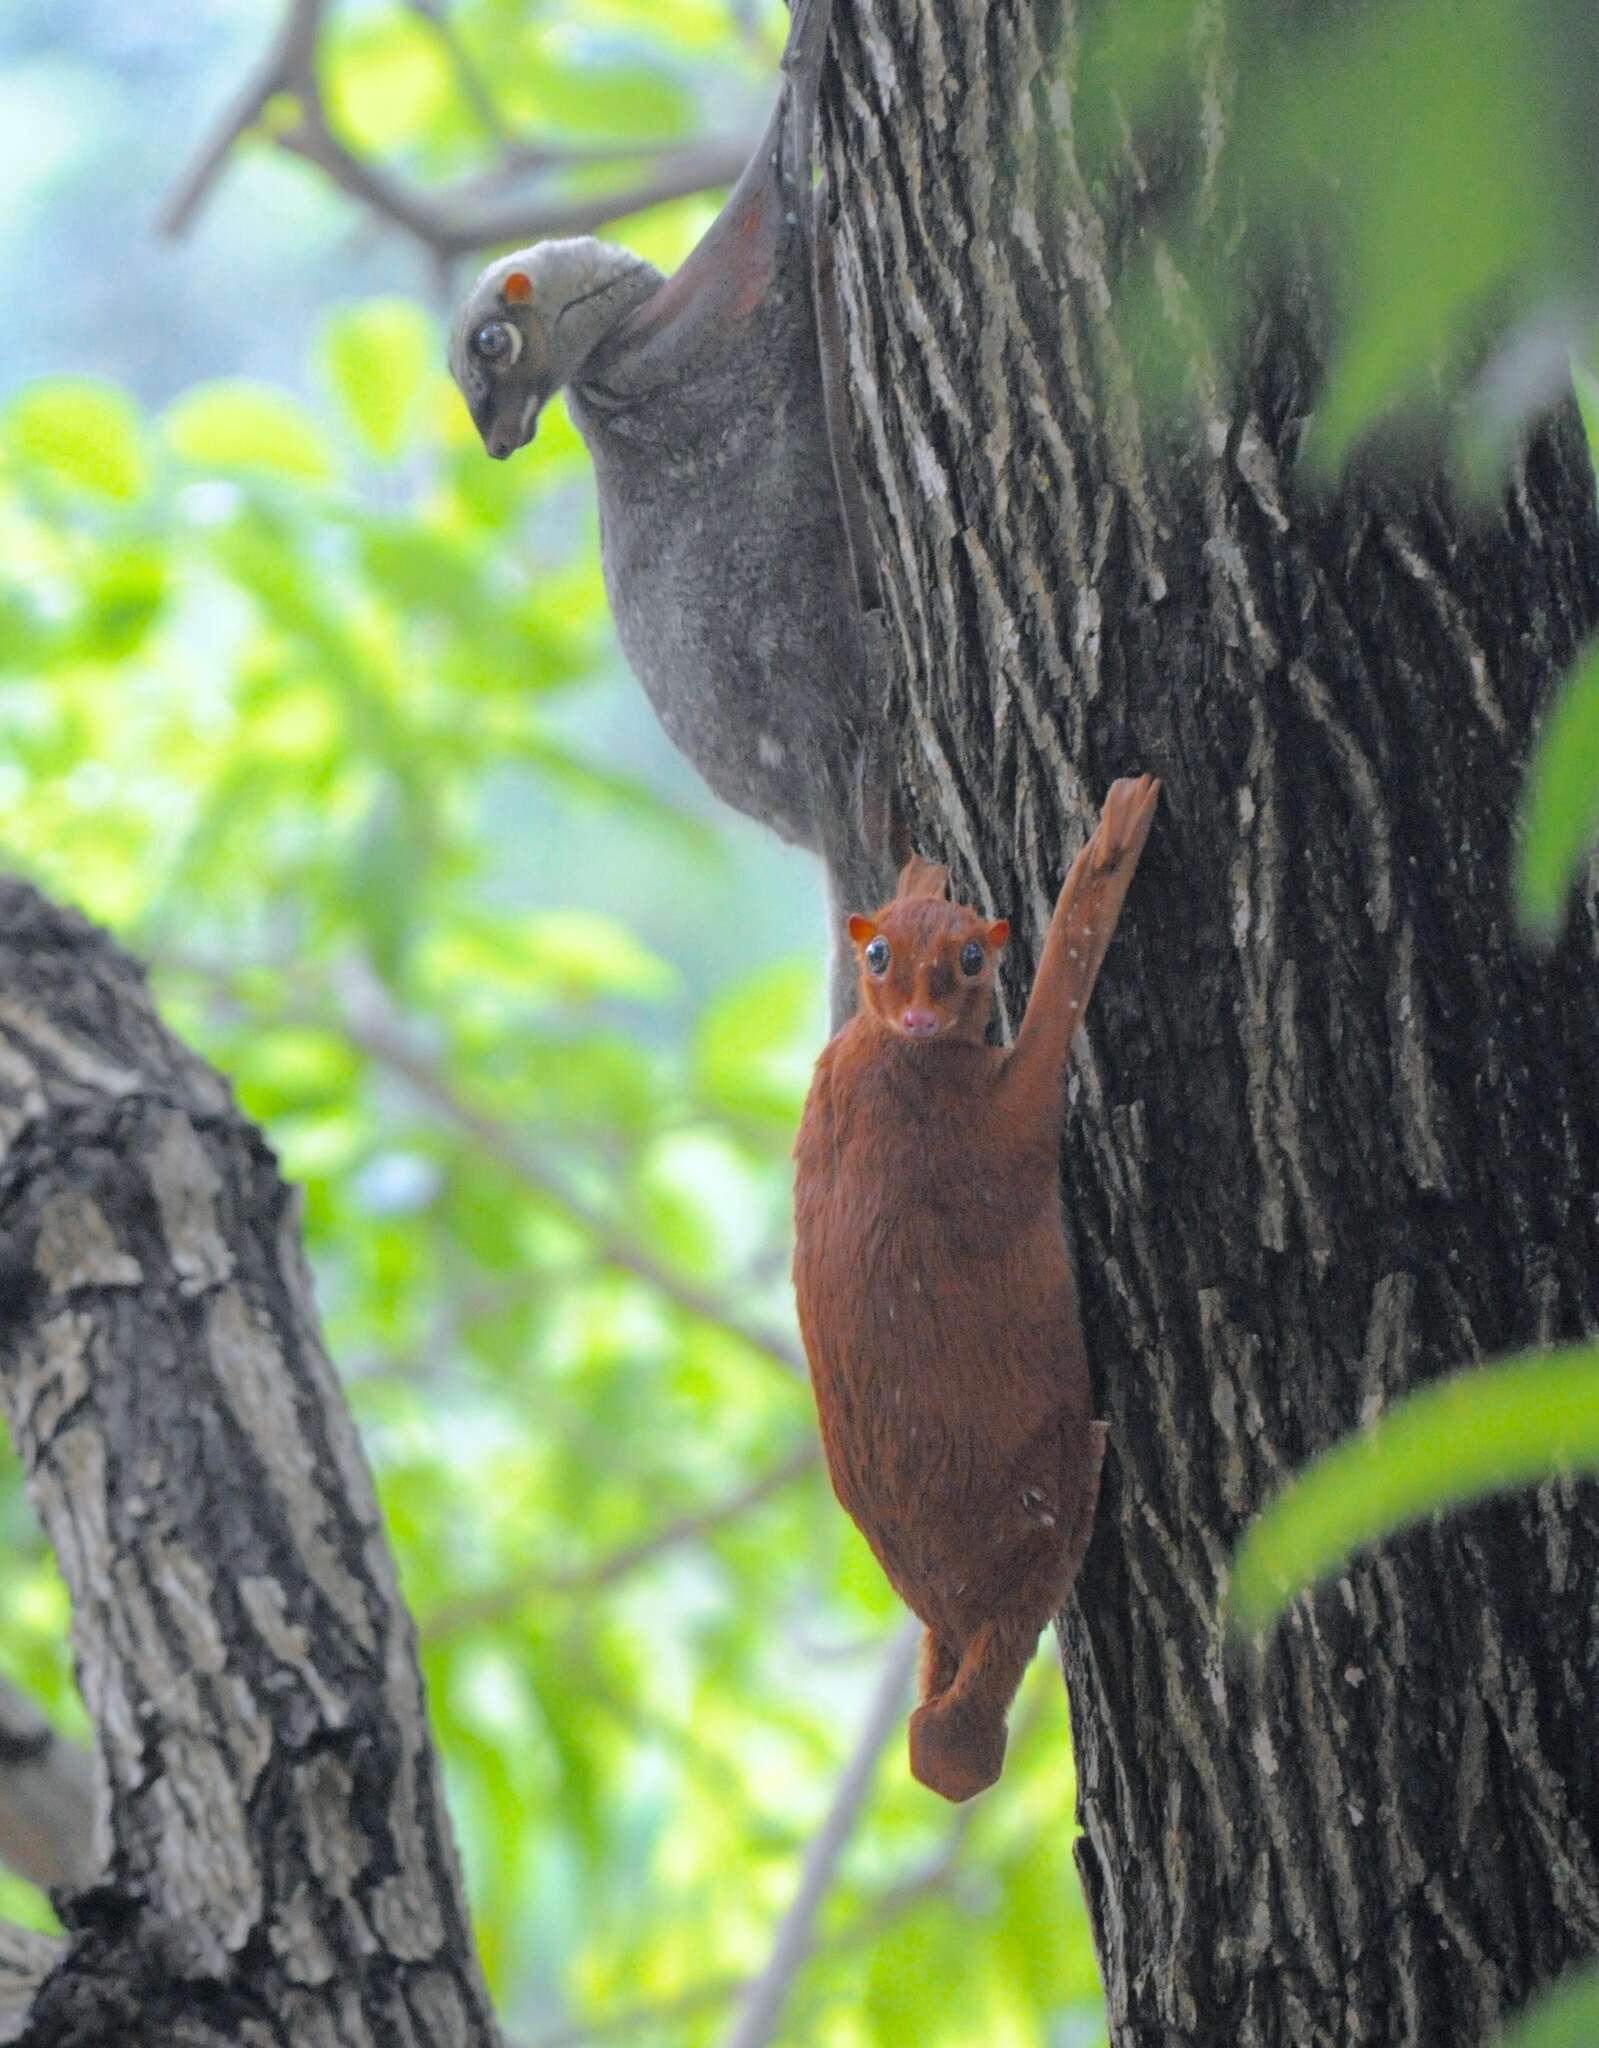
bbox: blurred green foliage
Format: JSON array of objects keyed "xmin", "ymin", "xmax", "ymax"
[
  {"xmin": 1499, "ymin": 1968, "xmax": 1599, "ymax": 2048},
  {"xmin": 3, "ymin": 0, "xmax": 1599, "ymax": 2043}
]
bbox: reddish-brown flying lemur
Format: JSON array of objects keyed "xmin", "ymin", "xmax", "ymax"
[{"xmin": 449, "ymin": 1, "xmax": 890, "ymax": 1022}]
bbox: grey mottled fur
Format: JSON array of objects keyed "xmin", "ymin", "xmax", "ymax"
[{"xmin": 448, "ymin": 1, "xmax": 888, "ymax": 1023}]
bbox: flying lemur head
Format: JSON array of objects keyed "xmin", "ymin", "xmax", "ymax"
[{"xmin": 448, "ymin": 239, "xmax": 661, "ymax": 459}]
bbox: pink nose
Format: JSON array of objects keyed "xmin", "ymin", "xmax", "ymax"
[{"xmin": 902, "ymin": 1009, "xmax": 939, "ymax": 1037}]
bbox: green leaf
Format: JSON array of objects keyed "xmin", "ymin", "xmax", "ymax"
[
  {"xmin": 6, "ymin": 378, "xmax": 145, "ymax": 499},
  {"xmin": 1230, "ymin": 1347, "xmax": 1599, "ymax": 1631},
  {"xmin": 322, "ymin": 300, "xmax": 435, "ymax": 461},
  {"xmin": 164, "ymin": 380, "xmax": 331, "ymax": 481},
  {"xmin": 505, "ymin": 910, "xmax": 676, "ymax": 1003},
  {"xmin": 694, "ymin": 959, "xmax": 821, "ymax": 1124},
  {"xmin": 1516, "ymin": 642, "xmax": 1599, "ymax": 938},
  {"xmin": 1500, "ymin": 1967, "xmax": 1599, "ymax": 2048},
  {"xmin": 323, "ymin": 13, "xmax": 453, "ymax": 152},
  {"xmin": 73, "ymin": 545, "xmax": 167, "ymax": 660}
]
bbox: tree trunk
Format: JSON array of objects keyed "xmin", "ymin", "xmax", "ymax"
[
  {"xmin": 823, "ymin": 4, "xmax": 1599, "ymax": 2043},
  {"xmin": 0, "ymin": 884, "xmax": 501, "ymax": 2048}
]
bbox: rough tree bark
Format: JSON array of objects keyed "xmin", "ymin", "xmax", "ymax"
[
  {"xmin": 0, "ymin": 885, "xmax": 500, "ymax": 2047},
  {"xmin": 824, "ymin": 4, "xmax": 1599, "ymax": 2045}
]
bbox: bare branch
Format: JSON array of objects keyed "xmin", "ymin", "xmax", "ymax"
[
  {"xmin": 402, "ymin": 0, "xmax": 509, "ymax": 146},
  {"xmin": 150, "ymin": 947, "xmax": 805, "ymax": 1382},
  {"xmin": 273, "ymin": 116, "xmax": 752, "ymax": 259},
  {"xmin": 159, "ymin": 0, "xmax": 328, "ymax": 236},
  {"xmin": 334, "ymin": 964, "xmax": 806, "ymax": 1380},
  {"xmin": 422, "ymin": 1440, "xmax": 819, "ymax": 1642},
  {"xmin": 717, "ymin": 1620, "xmax": 920, "ymax": 2048},
  {"xmin": 515, "ymin": 1731, "xmax": 975, "ymax": 2048},
  {"xmin": 0, "ymin": 1672, "xmax": 97, "ymax": 1890},
  {"xmin": 161, "ymin": 0, "xmax": 755, "ymax": 259}
]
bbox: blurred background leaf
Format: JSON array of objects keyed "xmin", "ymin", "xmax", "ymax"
[
  {"xmin": 1498, "ymin": 1966, "xmax": 1599, "ymax": 2048},
  {"xmin": 6, "ymin": 0, "xmax": 1599, "ymax": 2039}
]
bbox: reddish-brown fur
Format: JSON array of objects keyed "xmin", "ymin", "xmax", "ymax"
[{"xmin": 792, "ymin": 777, "xmax": 1160, "ymax": 1801}]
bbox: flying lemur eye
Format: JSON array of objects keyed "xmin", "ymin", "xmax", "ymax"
[
  {"xmin": 474, "ymin": 321, "xmax": 521, "ymax": 365},
  {"xmin": 959, "ymin": 940, "xmax": 984, "ymax": 976},
  {"xmin": 864, "ymin": 937, "xmax": 890, "ymax": 975}
]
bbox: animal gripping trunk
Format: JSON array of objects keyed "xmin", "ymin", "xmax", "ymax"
[{"xmin": 824, "ymin": 4, "xmax": 1599, "ymax": 2045}]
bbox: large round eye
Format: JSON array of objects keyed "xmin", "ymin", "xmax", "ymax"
[
  {"xmin": 959, "ymin": 940, "xmax": 985, "ymax": 977},
  {"xmin": 864, "ymin": 936, "xmax": 890, "ymax": 976},
  {"xmin": 474, "ymin": 320, "xmax": 521, "ymax": 365}
]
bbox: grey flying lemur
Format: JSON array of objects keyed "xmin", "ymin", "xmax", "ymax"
[{"xmin": 448, "ymin": 0, "xmax": 890, "ymax": 1023}]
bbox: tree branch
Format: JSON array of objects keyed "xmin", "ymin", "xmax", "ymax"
[
  {"xmin": 421, "ymin": 1440, "xmax": 819, "ymax": 1642},
  {"xmin": 158, "ymin": 0, "xmax": 328, "ymax": 237},
  {"xmin": 272, "ymin": 118, "xmax": 753, "ymax": 260},
  {"xmin": 517, "ymin": 1767, "xmax": 974, "ymax": 2048},
  {"xmin": 152, "ymin": 947, "xmax": 805, "ymax": 1382},
  {"xmin": 717, "ymin": 1620, "xmax": 919, "ymax": 2048},
  {"xmin": 402, "ymin": 0, "xmax": 510, "ymax": 147},
  {"xmin": 0, "ymin": 1927, "xmax": 61, "ymax": 2048},
  {"xmin": 0, "ymin": 1675, "xmax": 96, "ymax": 1891},
  {"xmin": 160, "ymin": 0, "xmax": 755, "ymax": 258},
  {"xmin": 0, "ymin": 880, "xmax": 502, "ymax": 2044}
]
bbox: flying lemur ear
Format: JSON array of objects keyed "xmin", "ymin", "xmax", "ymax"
[
  {"xmin": 503, "ymin": 271, "xmax": 533, "ymax": 304},
  {"xmin": 986, "ymin": 920, "xmax": 1010, "ymax": 950},
  {"xmin": 847, "ymin": 915, "xmax": 877, "ymax": 944},
  {"xmin": 895, "ymin": 855, "xmax": 949, "ymax": 901}
]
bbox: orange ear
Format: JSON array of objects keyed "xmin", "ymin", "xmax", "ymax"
[
  {"xmin": 987, "ymin": 920, "xmax": 1010, "ymax": 950},
  {"xmin": 503, "ymin": 271, "xmax": 533, "ymax": 304},
  {"xmin": 847, "ymin": 915, "xmax": 877, "ymax": 944}
]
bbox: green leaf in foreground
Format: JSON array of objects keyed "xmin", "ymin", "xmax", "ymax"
[
  {"xmin": 1230, "ymin": 1347, "xmax": 1599, "ymax": 1631},
  {"xmin": 321, "ymin": 299, "xmax": 434, "ymax": 460},
  {"xmin": 164, "ymin": 380, "xmax": 331, "ymax": 482},
  {"xmin": 1517, "ymin": 641, "xmax": 1599, "ymax": 937},
  {"xmin": 1499, "ymin": 1965, "xmax": 1599, "ymax": 2048},
  {"xmin": 6, "ymin": 378, "xmax": 146, "ymax": 500}
]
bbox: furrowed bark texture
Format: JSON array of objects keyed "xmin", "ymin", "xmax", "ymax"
[
  {"xmin": 824, "ymin": 4, "xmax": 1599, "ymax": 2044},
  {"xmin": 0, "ymin": 883, "xmax": 500, "ymax": 2048}
]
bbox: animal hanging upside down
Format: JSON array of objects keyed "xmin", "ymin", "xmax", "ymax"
[
  {"xmin": 792, "ymin": 777, "xmax": 1160, "ymax": 1801},
  {"xmin": 447, "ymin": 0, "xmax": 893, "ymax": 1025}
]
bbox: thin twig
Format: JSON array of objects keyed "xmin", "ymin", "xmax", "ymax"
[
  {"xmin": 273, "ymin": 118, "xmax": 753, "ymax": 258},
  {"xmin": 402, "ymin": 0, "xmax": 510, "ymax": 146},
  {"xmin": 717, "ymin": 1619, "xmax": 920, "ymax": 2048},
  {"xmin": 422, "ymin": 1440, "xmax": 819, "ymax": 1641},
  {"xmin": 334, "ymin": 967, "xmax": 806, "ymax": 1380},
  {"xmin": 160, "ymin": 0, "xmax": 756, "ymax": 257},
  {"xmin": 159, "ymin": 0, "xmax": 328, "ymax": 236},
  {"xmin": 149, "ymin": 948, "xmax": 808, "ymax": 1383},
  {"xmin": 515, "ymin": 1644, "xmax": 972, "ymax": 2048}
]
